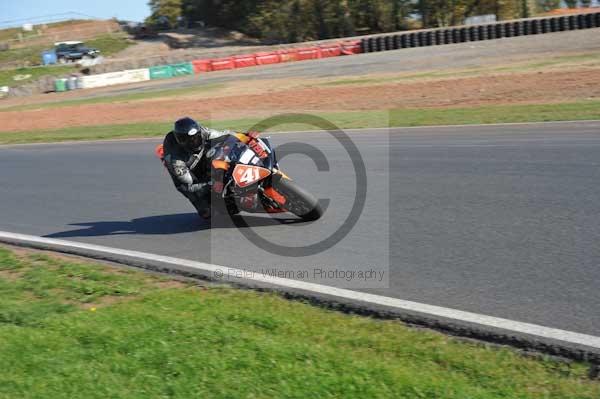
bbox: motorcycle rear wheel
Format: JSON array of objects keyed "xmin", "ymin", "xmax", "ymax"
[{"xmin": 270, "ymin": 175, "xmax": 322, "ymax": 221}]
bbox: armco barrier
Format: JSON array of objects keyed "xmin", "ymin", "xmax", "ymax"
[
  {"xmin": 320, "ymin": 44, "xmax": 342, "ymax": 57},
  {"xmin": 278, "ymin": 49, "xmax": 299, "ymax": 62},
  {"xmin": 192, "ymin": 59, "xmax": 212, "ymax": 73},
  {"xmin": 171, "ymin": 62, "xmax": 194, "ymax": 77},
  {"xmin": 233, "ymin": 54, "xmax": 257, "ymax": 68},
  {"xmin": 360, "ymin": 12, "xmax": 600, "ymax": 54},
  {"xmin": 341, "ymin": 41, "xmax": 361, "ymax": 55},
  {"xmin": 149, "ymin": 65, "xmax": 173, "ymax": 80},
  {"xmin": 187, "ymin": 40, "xmax": 355, "ymax": 78},
  {"xmin": 296, "ymin": 47, "xmax": 322, "ymax": 61},
  {"xmin": 80, "ymin": 68, "xmax": 151, "ymax": 88},
  {"xmin": 211, "ymin": 57, "xmax": 235, "ymax": 71},
  {"xmin": 255, "ymin": 52, "xmax": 280, "ymax": 65}
]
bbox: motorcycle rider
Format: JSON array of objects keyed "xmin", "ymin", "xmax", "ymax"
[{"xmin": 160, "ymin": 117, "xmax": 260, "ymax": 219}]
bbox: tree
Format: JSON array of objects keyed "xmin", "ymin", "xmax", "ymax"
[
  {"xmin": 563, "ymin": 0, "xmax": 578, "ymax": 8},
  {"xmin": 178, "ymin": 0, "xmax": 413, "ymax": 42},
  {"xmin": 147, "ymin": 0, "xmax": 183, "ymax": 28}
]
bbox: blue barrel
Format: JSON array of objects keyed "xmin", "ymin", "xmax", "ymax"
[{"xmin": 41, "ymin": 51, "xmax": 57, "ymax": 65}]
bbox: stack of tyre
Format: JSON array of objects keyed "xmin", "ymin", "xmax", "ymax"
[{"xmin": 361, "ymin": 12, "xmax": 600, "ymax": 53}]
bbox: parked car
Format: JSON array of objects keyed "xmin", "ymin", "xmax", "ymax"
[{"xmin": 54, "ymin": 41, "xmax": 100, "ymax": 63}]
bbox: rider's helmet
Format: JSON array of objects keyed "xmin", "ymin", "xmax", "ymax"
[{"xmin": 173, "ymin": 117, "xmax": 206, "ymax": 152}]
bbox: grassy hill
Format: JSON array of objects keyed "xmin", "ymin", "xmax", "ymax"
[
  {"xmin": 0, "ymin": 20, "xmax": 136, "ymax": 89},
  {"xmin": 0, "ymin": 19, "xmax": 133, "ymax": 69}
]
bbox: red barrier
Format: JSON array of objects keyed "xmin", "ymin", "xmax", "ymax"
[
  {"xmin": 233, "ymin": 54, "xmax": 257, "ymax": 68},
  {"xmin": 211, "ymin": 57, "xmax": 235, "ymax": 71},
  {"xmin": 192, "ymin": 59, "xmax": 213, "ymax": 73},
  {"xmin": 296, "ymin": 47, "xmax": 322, "ymax": 61},
  {"xmin": 341, "ymin": 40, "xmax": 362, "ymax": 55},
  {"xmin": 193, "ymin": 40, "xmax": 359, "ymax": 76},
  {"xmin": 319, "ymin": 44, "xmax": 342, "ymax": 58},
  {"xmin": 255, "ymin": 52, "xmax": 281, "ymax": 65},
  {"xmin": 278, "ymin": 49, "xmax": 299, "ymax": 62}
]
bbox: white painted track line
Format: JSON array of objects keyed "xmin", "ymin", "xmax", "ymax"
[{"xmin": 1, "ymin": 230, "xmax": 599, "ymax": 351}]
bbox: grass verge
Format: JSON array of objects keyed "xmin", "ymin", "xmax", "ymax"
[
  {"xmin": 1, "ymin": 83, "xmax": 227, "ymax": 111},
  {"xmin": 2, "ymin": 101, "xmax": 600, "ymax": 145},
  {"xmin": 319, "ymin": 52, "xmax": 600, "ymax": 87},
  {"xmin": 0, "ymin": 245, "xmax": 598, "ymax": 398},
  {"xmin": 0, "ymin": 65, "xmax": 77, "ymax": 88}
]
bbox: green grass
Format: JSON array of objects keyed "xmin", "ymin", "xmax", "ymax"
[
  {"xmin": 0, "ymin": 44, "xmax": 51, "ymax": 67},
  {"xmin": 0, "ymin": 65, "xmax": 77, "ymax": 88},
  {"xmin": 320, "ymin": 52, "xmax": 600, "ymax": 87},
  {"xmin": 2, "ymin": 101, "xmax": 600, "ymax": 145},
  {"xmin": 84, "ymin": 33, "xmax": 135, "ymax": 57},
  {"xmin": 1, "ymin": 83, "xmax": 227, "ymax": 111},
  {"xmin": 0, "ymin": 245, "xmax": 598, "ymax": 398}
]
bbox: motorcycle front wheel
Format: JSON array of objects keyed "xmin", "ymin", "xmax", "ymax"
[{"xmin": 270, "ymin": 174, "xmax": 322, "ymax": 221}]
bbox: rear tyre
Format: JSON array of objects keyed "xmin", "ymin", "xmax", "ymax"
[{"xmin": 271, "ymin": 175, "xmax": 322, "ymax": 221}]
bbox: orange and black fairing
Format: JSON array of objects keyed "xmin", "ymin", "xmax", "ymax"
[
  {"xmin": 232, "ymin": 164, "xmax": 271, "ymax": 188},
  {"xmin": 211, "ymin": 160, "xmax": 229, "ymax": 171},
  {"xmin": 263, "ymin": 186, "xmax": 287, "ymax": 207},
  {"xmin": 210, "ymin": 160, "xmax": 229, "ymax": 193}
]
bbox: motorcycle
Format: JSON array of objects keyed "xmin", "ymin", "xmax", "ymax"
[{"xmin": 156, "ymin": 133, "xmax": 322, "ymax": 222}]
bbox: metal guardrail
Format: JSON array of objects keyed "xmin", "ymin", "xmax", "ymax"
[{"xmin": 360, "ymin": 12, "xmax": 600, "ymax": 53}]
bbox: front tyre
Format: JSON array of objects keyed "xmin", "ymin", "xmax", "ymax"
[{"xmin": 271, "ymin": 175, "xmax": 322, "ymax": 221}]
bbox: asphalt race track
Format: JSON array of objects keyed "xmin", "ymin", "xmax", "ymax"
[{"xmin": 1, "ymin": 121, "xmax": 599, "ymax": 337}]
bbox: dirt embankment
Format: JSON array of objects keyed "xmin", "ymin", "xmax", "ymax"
[
  {"xmin": 5, "ymin": 20, "xmax": 121, "ymax": 50},
  {"xmin": 1, "ymin": 68, "xmax": 600, "ymax": 133}
]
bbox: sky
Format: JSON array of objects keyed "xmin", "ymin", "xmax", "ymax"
[{"xmin": 1, "ymin": 0, "xmax": 151, "ymax": 27}]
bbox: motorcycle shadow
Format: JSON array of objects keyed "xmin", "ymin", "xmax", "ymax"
[{"xmin": 44, "ymin": 213, "xmax": 305, "ymax": 238}]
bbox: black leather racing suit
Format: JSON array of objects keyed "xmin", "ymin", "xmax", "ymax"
[{"xmin": 162, "ymin": 128, "xmax": 233, "ymax": 216}]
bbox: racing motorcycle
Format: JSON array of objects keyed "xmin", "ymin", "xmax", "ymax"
[{"xmin": 156, "ymin": 133, "xmax": 322, "ymax": 221}]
